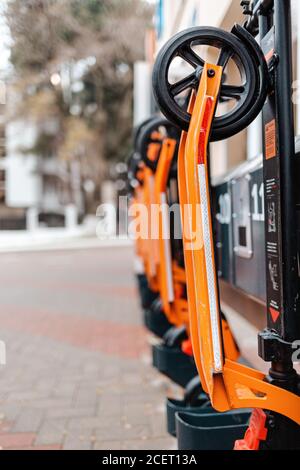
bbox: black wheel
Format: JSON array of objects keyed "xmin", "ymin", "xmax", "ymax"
[
  {"xmin": 152, "ymin": 25, "xmax": 268, "ymax": 140},
  {"xmin": 127, "ymin": 118, "xmax": 158, "ymax": 190},
  {"xmin": 136, "ymin": 274, "xmax": 158, "ymax": 310},
  {"xmin": 133, "ymin": 116, "xmax": 157, "ymax": 150},
  {"xmin": 136, "ymin": 117, "xmax": 180, "ymax": 172},
  {"xmin": 127, "ymin": 152, "xmax": 142, "ymax": 191},
  {"xmin": 163, "ymin": 325, "xmax": 187, "ymax": 348},
  {"xmin": 144, "ymin": 298, "xmax": 173, "ymax": 338},
  {"xmin": 184, "ymin": 376, "xmax": 206, "ymax": 406}
]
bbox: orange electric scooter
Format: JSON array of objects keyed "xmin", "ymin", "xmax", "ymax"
[
  {"xmin": 131, "ymin": 114, "xmax": 240, "ymax": 391},
  {"xmin": 129, "ymin": 118, "xmax": 180, "ymax": 337},
  {"xmin": 152, "ymin": 126, "xmax": 239, "ymax": 362},
  {"xmin": 152, "ymin": 23, "xmax": 300, "ymax": 450}
]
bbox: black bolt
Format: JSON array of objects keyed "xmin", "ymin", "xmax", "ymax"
[
  {"xmin": 268, "ymin": 418, "xmax": 276, "ymax": 429},
  {"xmin": 240, "ymin": 0, "xmax": 252, "ymax": 15},
  {"xmin": 207, "ymin": 69, "xmax": 215, "ymax": 78}
]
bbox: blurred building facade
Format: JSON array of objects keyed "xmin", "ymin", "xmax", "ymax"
[
  {"xmin": 4, "ymin": 114, "xmax": 82, "ymax": 230},
  {"xmin": 0, "ymin": 74, "xmax": 87, "ymax": 231},
  {"xmin": 0, "ymin": 126, "xmax": 83, "ymax": 230}
]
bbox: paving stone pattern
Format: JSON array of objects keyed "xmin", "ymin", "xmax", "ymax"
[{"xmin": 0, "ymin": 247, "xmax": 177, "ymax": 450}]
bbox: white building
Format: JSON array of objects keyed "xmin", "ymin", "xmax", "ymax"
[
  {"xmin": 0, "ymin": 74, "xmax": 86, "ymax": 230},
  {"xmin": 1, "ymin": 114, "xmax": 83, "ymax": 229}
]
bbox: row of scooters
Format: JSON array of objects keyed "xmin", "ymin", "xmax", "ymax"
[
  {"xmin": 126, "ymin": 25, "xmax": 300, "ymax": 449},
  {"xmin": 127, "ymin": 115, "xmax": 251, "ymax": 450}
]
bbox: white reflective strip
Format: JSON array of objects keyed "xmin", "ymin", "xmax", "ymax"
[
  {"xmin": 160, "ymin": 192, "xmax": 175, "ymax": 302},
  {"xmin": 198, "ymin": 164, "xmax": 223, "ymax": 372}
]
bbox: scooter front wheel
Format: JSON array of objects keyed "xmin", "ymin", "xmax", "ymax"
[
  {"xmin": 136, "ymin": 117, "xmax": 180, "ymax": 172},
  {"xmin": 152, "ymin": 25, "xmax": 268, "ymax": 140}
]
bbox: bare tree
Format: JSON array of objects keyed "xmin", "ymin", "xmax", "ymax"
[{"xmin": 6, "ymin": 0, "xmax": 153, "ymax": 210}]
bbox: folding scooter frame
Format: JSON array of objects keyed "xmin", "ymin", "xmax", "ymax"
[
  {"xmin": 143, "ymin": 132, "xmax": 198, "ymax": 386},
  {"xmin": 177, "ymin": 58, "xmax": 300, "ymax": 431},
  {"xmin": 131, "ymin": 123, "xmax": 240, "ymax": 390}
]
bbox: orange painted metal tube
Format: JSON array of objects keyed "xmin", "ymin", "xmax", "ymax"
[{"xmin": 179, "ymin": 63, "xmax": 300, "ymax": 423}]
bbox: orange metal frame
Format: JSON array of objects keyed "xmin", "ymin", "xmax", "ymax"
[
  {"xmin": 154, "ymin": 138, "xmax": 189, "ymax": 327},
  {"xmin": 177, "ymin": 62, "xmax": 300, "ymax": 423},
  {"xmin": 141, "ymin": 143, "xmax": 161, "ymax": 292},
  {"xmin": 132, "ymin": 114, "xmax": 239, "ymax": 361}
]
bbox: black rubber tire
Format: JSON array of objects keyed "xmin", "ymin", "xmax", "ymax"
[
  {"xmin": 144, "ymin": 298, "xmax": 173, "ymax": 338},
  {"xmin": 152, "ymin": 25, "xmax": 268, "ymax": 140},
  {"xmin": 136, "ymin": 274, "xmax": 158, "ymax": 310},
  {"xmin": 127, "ymin": 152, "xmax": 143, "ymax": 191},
  {"xmin": 128, "ymin": 116, "xmax": 160, "ymax": 187},
  {"xmin": 136, "ymin": 117, "xmax": 180, "ymax": 172},
  {"xmin": 133, "ymin": 116, "xmax": 157, "ymax": 150},
  {"xmin": 184, "ymin": 376, "xmax": 206, "ymax": 406},
  {"xmin": 163, "ymin": 325, "xmax": 187, "ymax": 348}
]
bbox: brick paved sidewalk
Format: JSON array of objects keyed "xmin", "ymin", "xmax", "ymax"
[{"xmin": 0, "ymin": 247, "xmax": 177, "ymax": 450}]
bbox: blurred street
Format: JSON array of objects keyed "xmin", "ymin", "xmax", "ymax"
[{"xmin": 0, "ymin": 246, "xmax": 176, "ymax": 450}]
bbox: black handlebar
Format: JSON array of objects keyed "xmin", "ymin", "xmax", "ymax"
[{"xmin": 242, "ymin": 0, "xmax": 274, "ymax": 36}]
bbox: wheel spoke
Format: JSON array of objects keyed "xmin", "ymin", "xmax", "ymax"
[
  {"xmin": 220, "ymin": 84, "xmax": 245, "ymax": 100},
  {"xmin": 178, "ymin": 45, "xmax": 205, "ymax": 68},
  {"xmin": 217, "ymin": 47, "xmax": 233, "ymax": 68},
  {"xmin": 170, "ymin": 72, "xmax": 197, "ymax": 97}
]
